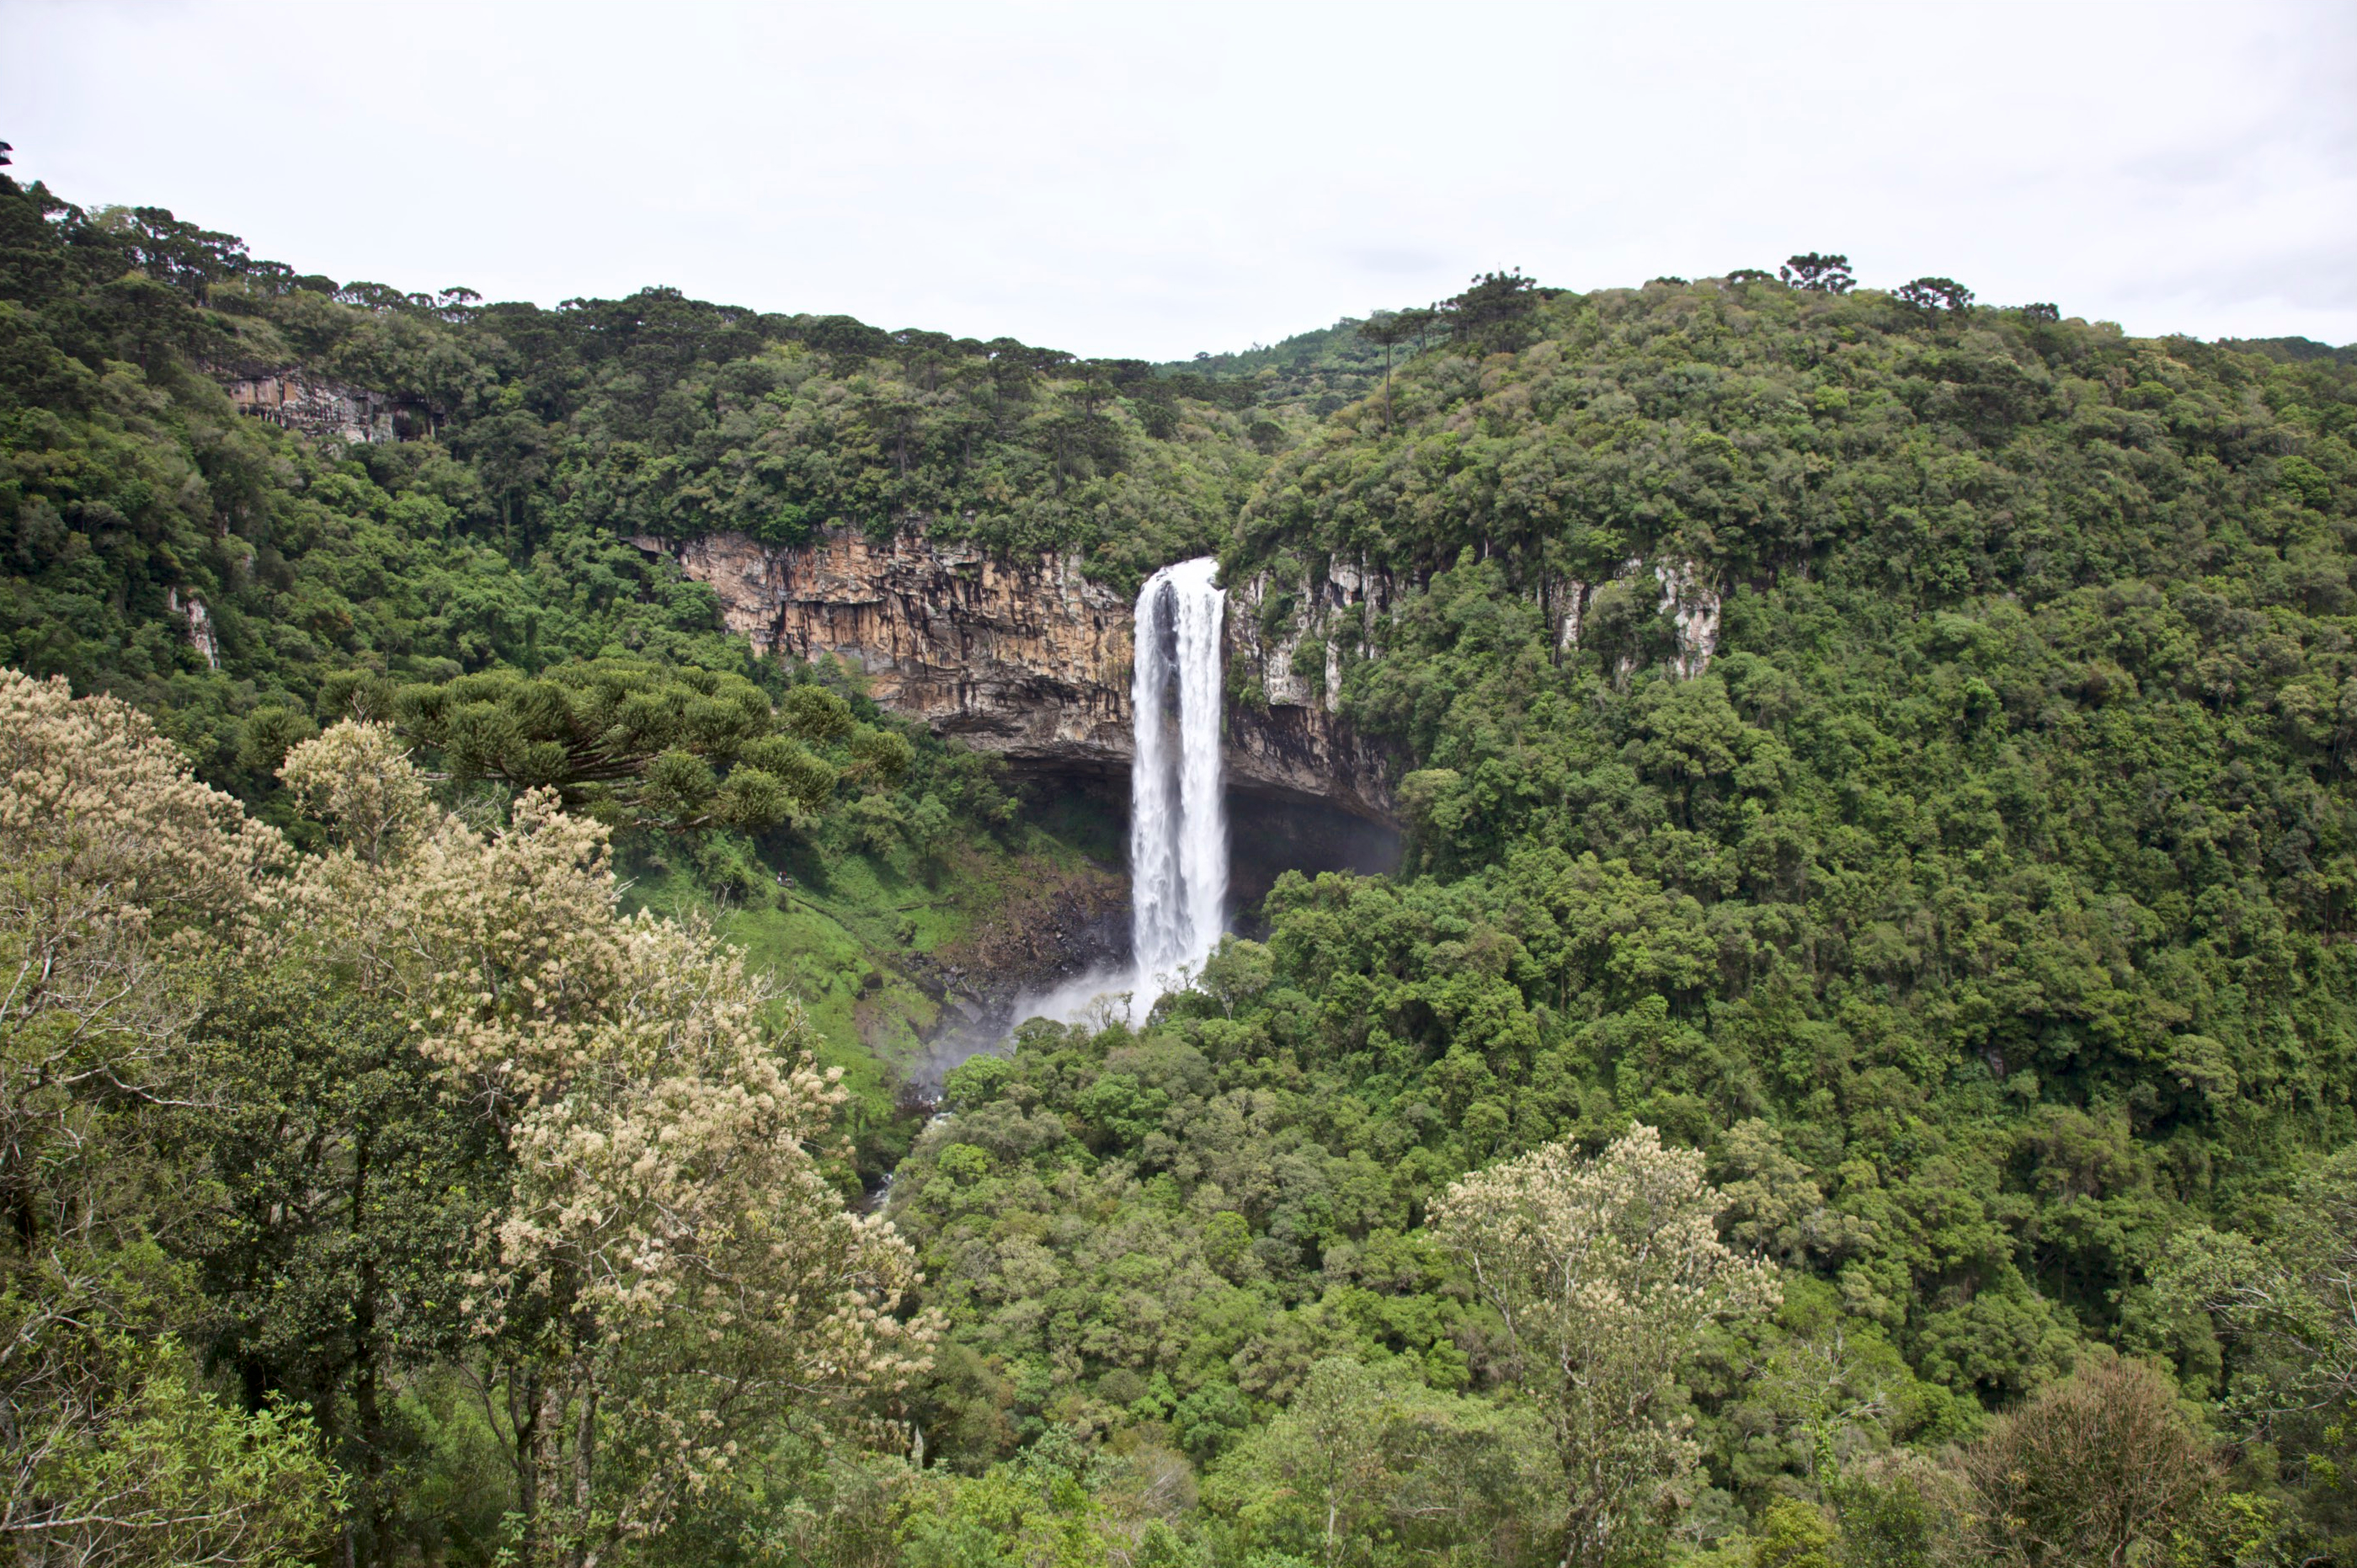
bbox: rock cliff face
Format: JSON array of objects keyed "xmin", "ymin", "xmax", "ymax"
[
  {"xmin": 164, "ymin": 588, "xmax": 219, "ymax": 670},
  {"xmin": 1552, "ymin": 557, "xmax": 1723, "ymax": 679},
  {"xmin": 1223, "ymin": 558, "xmax": 1405, "ymax": 822},
  {"xmin": 225, "ymin": 371, "xmax": 397, "ymax": 444},
  {"xmin": 637, "ymin": 530, "xmax": 1403, "ymax": 823}
]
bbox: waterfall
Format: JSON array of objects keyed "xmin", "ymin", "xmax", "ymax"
[
  {"xmin": 1128, "ymin": 557, "xmax": 1228, "ymax": 994},
  {"xmin": 1001, "ymin": 556, "xmax": 1229, "ymax": 1030}
]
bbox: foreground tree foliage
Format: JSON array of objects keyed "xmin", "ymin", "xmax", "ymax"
[
  {"xmin": 0, "ymin": 669, "xmax": 333, "ymax": 1564},
  {"xmin": 1955, "ymin": 1357, "xmax": 2218, "ymax": 1568},
  {"xmin": 5, "ymin": 1336, "xmax": 344, "ymax": 1568},
  {"xmin": 1432, "ymin": 1128, "xmax": 1781, "ymax": 1565},
  {"xmin": 2149, "ymin": 1145, "xmax": 2357, "ymax": 1548},
  {"xmin": 282, "ymin": 722, "xmax": 937, "ymax": 1566},
  {"xmin": 0, "ymin": 675, "xmax": 936, "ymax": 1566},
  {"xmin": 1204, "ymin": 1356, "xmax": 1552, "ymax": 1565}
]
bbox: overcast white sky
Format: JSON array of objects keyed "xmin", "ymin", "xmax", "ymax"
[{"xmin": 4, "ymin": 1, "xmax": 2353, "ymax": 359}]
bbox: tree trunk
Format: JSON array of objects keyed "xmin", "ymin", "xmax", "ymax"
[
  {"xmin": 534, "ymin": 1377, "xmax": 567, "ymax": 1568},
  {"xmin": 350, "ymin": 1129, "xmax": 386, "ymax": 1568},
  {"xmin": 573, "ymin": 1381, "xmax": 597, "ymax": 1521},
  {"xmin": 515, "ymin": 1366, "xmax": 541, "ymax": 1528}
]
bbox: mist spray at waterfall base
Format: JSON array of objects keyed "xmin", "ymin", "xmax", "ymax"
[{"xmin": 1008, "ymin": 557, "xmax": 1228, "ymax": 1031}]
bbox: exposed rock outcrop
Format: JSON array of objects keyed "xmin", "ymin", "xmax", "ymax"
[
  {"xmin": 637, "ymin": 529, "xmax": 1404, "ymax": 824},
  {"xmin": 1224, "ymin": 558, "xmax": 1403, "ymax": 822},
  {"xmin": 1651, "ymin": 560, "xmax": 1722, "ymax": 679},
  {"xmin": 1551, "ymin": 556, "xmax": 1722, "ymax": 678},
  {"xmin": 165, "ymin": 587, "xmax": 218, "ymax": 669},
  {"xmin": 643, "ymin": 525, "xmax": 1725, "ymax": 824},
  {"xmin": 226, "ymin": 371, "xmax": 395, "ymax": 444},
  {"xmin": 646, "ymin": 530, "xmax": 1134, "ymax": 764}
]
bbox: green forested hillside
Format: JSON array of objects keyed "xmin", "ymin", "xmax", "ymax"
[
  {"xmin": 0, "ymin": 168, "xmax": 1204, "ymax": 1139},
  {"xmin": 6, "ymin": 162, "xmax": 2357, "ymax": 1568},
  {"xmin": 883, "ymin": 279, "xmax": 2357, "ymax": 1560},
  {"xmin": 1155, "ymin": 315, "xmax": 1403, "ymax": 417},
  {"xmin": 0, "ymin": 175, "xmax": 1283, "ymax": 763}
]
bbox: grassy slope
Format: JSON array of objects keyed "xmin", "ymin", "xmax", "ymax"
[{"xmin": 618, "ymin": 792, "xmax": 1126, "ymax": 1179}]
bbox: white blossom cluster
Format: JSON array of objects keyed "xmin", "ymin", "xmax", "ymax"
[
  {"xmin": 274, "ymin": 722, "xmax": 940, "ymax": 1564},
  {"xmin": 1431, "ymin": 1125, "xmax": 1779, "ymax": 1564}
]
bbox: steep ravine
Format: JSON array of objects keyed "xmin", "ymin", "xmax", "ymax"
[
  {"xmin": 634, "ymin": 526, "xmax": 1421, "ymax": 1104},
  {"xmin": 640, "ymin": 524, "xmax": 1718, "ymax": 1091}
]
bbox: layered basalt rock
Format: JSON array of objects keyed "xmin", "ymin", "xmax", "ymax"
[
  {"xmin": 643, "ymin": 530, "xmax": 1136, "ymax": 765},
  {"xmin": 225, "ymin": 371, "xmax": 397, "ymax": 444},
  {"xmin": 636, "ymin": 529, "xmax": 1404, "ymax": 824},
  {"xmin": 1223, "ymin": 557, "xmax": 1403, "ymax": 822}
]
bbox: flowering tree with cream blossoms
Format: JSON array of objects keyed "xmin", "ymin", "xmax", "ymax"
[
  {"xmin": 0, "ymin": 671, "xmax": 339, "ymax": 1565},
  {"xmin": 1429, "ymin": 1126, "xmax": 1779, "ymax": 1568},
  {"xmin": 278, "ymin": 723, "xmax": 936, "ymax": 1568},
  {"xmin": 1, "ymin": 670, "xmax": 281, "ymax": 1201}
]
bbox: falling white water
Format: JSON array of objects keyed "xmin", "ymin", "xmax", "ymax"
[
  {"xmin": 1007, "ymin": 557, "xmax": 1228, "ymax": 1028},
  {"xmin": 1129, "ymin": 557, "xmax": 1229, "ymax": 993}
]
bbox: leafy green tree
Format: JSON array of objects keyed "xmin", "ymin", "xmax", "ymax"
[
  {"xmin": 387, "ymin": 659, "xmax": 841, "ymax": 830},
  {"xmin": 1891, "ymin": 277, "xmax": 1973, "ymax": 316},
  {"xmin": 1207, "ymin": 1355, "xmax": 1551, "ymax": 1566},
  {"xmin": 1430, "ymin": 1128, "xmax": 1780, "ymax": 1565},
  {"xmin": 1357, "ymin": 312, "xmax": 1423, "ymax": 430},
  {"xmin": 1444, "ymin": 269, "xmax": 1548, "ymax": 353},
  {"xmin": 277, "ymin": 723, "xmax": 937, "ymax": 1568},
  {"xmin": 3, "ymin": 1335, "xmax": 343, "ymax": 1568},
  {"xmin": 1778, "ymin": 253, "xmax": 1854, "ymax": 291},
  {"xmin": 0, "ymin": 671, "xmax": 344, "ymax": 1559},
  {"xmin": 1752, "ymin": 1497, "xmax": 1837, "ymax": 1568},
  {"xmin": 1821, "ymin": 1453, "xmax": 1968, "ymax": 1568},
  {"xmin": 192, "ymin": 964, "xmax": 492, "ymax": 1565},
  {"xmin": 901, "ymin": 1431, "xmax": 1116, "ymax": 1568},
  {"xmin": 2151, "ymin": 1148, "xmax": 2357, "ymax": 1545}
]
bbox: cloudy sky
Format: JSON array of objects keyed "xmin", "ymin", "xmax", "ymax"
[{"xmin": 5, "ymin": 0, "xmax": 2353, "ymax": 359}]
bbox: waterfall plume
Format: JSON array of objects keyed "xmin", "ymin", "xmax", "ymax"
[
  {"xmin": 1128, "ymin": 557, "xmax": 1228, "ymax": 994},
  {"xmin": 1004, "ymin": 556, "xmax": 1229, "ymax": 1029}
]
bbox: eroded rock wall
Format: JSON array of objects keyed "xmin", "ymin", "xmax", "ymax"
[
  {"xmin": 648, "ymin": 530, "xmax": 1135, "ymax": 766},
  {"xmin": 645, "ymin": 527, "xmax": 1725, "ymax": 825},
  {"xmin": 1551, "ymin": 557, "xmax": 1722, "ymax": 678},
  {"xmin": 1224, "ymin": 558, "xmax": 1403, "ymax": 822},
  {"xmin": 226, "ymin": 371, "xmax": 396, "ymax": 444},
  {"xmin": 641, "ymin": 529, "xmax": 1404, "ymax": 823}
]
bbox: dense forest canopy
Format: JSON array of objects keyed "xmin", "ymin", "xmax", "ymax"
[{"xmin": 5, "ymin": 162, "xmax": 2357, "ymax": 1568}]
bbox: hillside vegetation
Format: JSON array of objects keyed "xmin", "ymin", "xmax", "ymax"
[{"xmin": 5, "ymin": 165, "xmax": 2357, "ymax": 1567}]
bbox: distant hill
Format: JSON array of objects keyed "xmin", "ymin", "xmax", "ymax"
[
  {"xmin": 2221, "ymin": 334, "xmax": 2357, "ymax": 367},
  {"xmin": 1155, "ymin": 316, "xmax": 1399, "ymax": 413}
]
